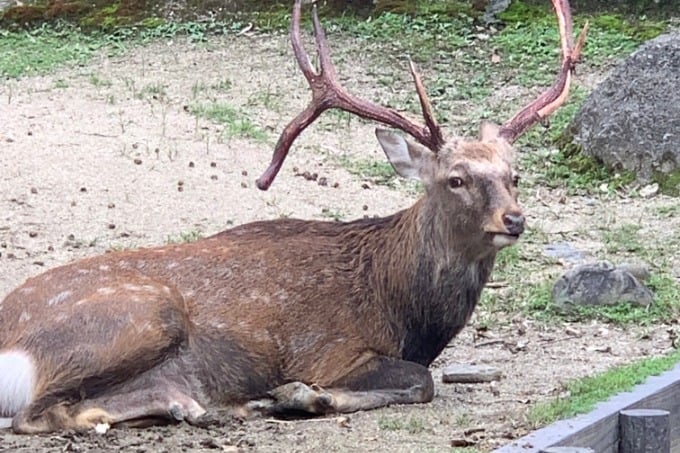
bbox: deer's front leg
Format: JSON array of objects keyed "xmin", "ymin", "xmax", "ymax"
[{"xmin": 261, "ymin": 356, "xmax": 434, "ymax": 415}]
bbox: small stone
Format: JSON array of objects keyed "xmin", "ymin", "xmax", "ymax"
[
  {"xmin": 210, "ymin": 175, "xmax": 218, "ymax": 181},
  {"xmin": 108, "ymin": 224, "xmax": 116, "ymax": 230},
  {"xmin": 28, "ymin": 231, "xmax": 38, "ymax": 238},
  {"xmin": 241, "ymin": 182, "xmax": 248, "ymax": 188},
  {"xmin": 189, "ymin": 161, "xmax": 195, "ymax": 168},
  {"xmin": 210, "ymin": 162, "xmax": 217, "ymax": 168},
  {"xmin": 30, "ymin": 187, "xmax": 38, "ymax": 194},
  {"xmin": 80, "ymin": 187, "xmax": 87, "ymax": 193},
  {"xmin": 94, "ymin": 423, "xmax": 110, "ymax": 434},
  {"xmin": 318, "ymin": 177, "xmax": 328, "ymax": 186},
  {"xmin": 108, "ymin": 203, "xmax": 116, "ymax": 209},
  {"xmin": 133, "ymin": 158, "xmax": 142, "ymax": 165},
  {"xmin": 639, "ymin": 183, "xmax": 659, "ymax": 198},
  {"xmin": 442, "ymin": 364, "xmax": 502, "ymax": 384},
  {"xmin": 241, "ymin": 170, "xmax": 248, "ymax": 177}
]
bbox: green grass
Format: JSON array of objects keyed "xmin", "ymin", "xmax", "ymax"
[
  {"xmin": 656, "ymin": 204, "xmax": 680, "ymax": 218},
  {"xmin": 320, "ymin": 208, "xmax": 347, "ymax": 221},
  {"xmin": 0, "ymin": 19, "xmax": 249, "ymax": 79},
  {"xmin": 0, "ymin": 24, "xmax": 106, "ymax": 78},
  {"xmin": 337, "ymin": 156, "xmax": 397, "ymax": 186},
  {"xmin": 527, "ymin": 348, "xmax": 680, "ymax": 427},
  {"xmin": 166, "ymin": 230, "xmax": 203, "ymax": 244},
  {"xmin": 496, "ymin": 2, "xmax": 666, "ymax": 86},
  {"xmin": 377, "ymin": 415, "xmax": 427, "ymax": 434},
  {"xmin": 603, "ymin": 224, "xmax": 643, "ymax": 255},
  {"xmin": 135, "ymin": 82, "xmax": 167, "ymax": 100},
  {"xmin": 190, "ymin": 102, "xmax": 268, "ymax": 142},
  {"xmin": 89, "ymin": 73, "xmax": 112, "ymax": 88}
]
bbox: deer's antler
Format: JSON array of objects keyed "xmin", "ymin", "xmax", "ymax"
[
  {"xmin": 256, "ymin": 0, "xmax": 444, "ymax": 190},
  {"xmin": 498, "ymin": 0, "xmax": 588, "ymax": 143}
]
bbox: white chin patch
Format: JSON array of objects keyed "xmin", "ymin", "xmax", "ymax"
[{"xmin": 492, "ymin": 234, "xmax": 518, "ymax": 248}]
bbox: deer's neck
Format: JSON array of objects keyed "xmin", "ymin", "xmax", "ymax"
[{"xmin": 364, "ymin": 199, "xmax": 496, "ymax": 366}]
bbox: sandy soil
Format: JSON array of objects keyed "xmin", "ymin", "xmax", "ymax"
[{"xmin": 1, "ymin": 30, "xmax": 679, "ymax": 452}]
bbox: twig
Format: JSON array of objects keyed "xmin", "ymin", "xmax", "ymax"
[
  {"xmin": 474, "ymin": 339, "xmax": 507, "ymax": 348},
  {"xmin": 264, "ymin": 417, "xmax": 343, "ymax": 424},
  {"xmin": 485, "ymin": 281, "xmax": 509, "ymax": 289}
]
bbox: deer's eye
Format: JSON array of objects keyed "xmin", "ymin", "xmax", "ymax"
[
  {"xmin": 512, "ymin": 175, "xmax": 520, "ymax": 187},
  {"xmin": 448, "ymin": 177, "xmax": 465, "ymax": 189}
]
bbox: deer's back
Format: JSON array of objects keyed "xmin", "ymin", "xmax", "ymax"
[{"xmin": 0, "ymin": 216, "xmax": 401, "ymax": 384}]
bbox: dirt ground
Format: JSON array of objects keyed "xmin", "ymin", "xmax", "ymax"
[{"xmin": 1, "ymin": 29, "xmax": 679, "ymax": 452}]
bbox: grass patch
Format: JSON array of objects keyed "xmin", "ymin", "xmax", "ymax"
[
  {"xmin": 0, "ymin": 24, "xmax": 106, "ymax": 78},
  {"xmin": 320, "ymin": 208, "xmax": 347, "ymax": 221},
  {"xmin": 135, "ymin": 82, "xmax": 167, "ymax": 100},
  {"xmin": 495, "ymin": 2, "xmax": 667, "ymax": 86},
  {"xmin": 656, "ymin": 204, "xmax": 680, "ymax": 219},
  {"xmin": 0, "ymin": 19, "xmax": 249, "ymax": 78},
  {"xmin": 337, "ymin": 156, "xmax": 398, "ymax": 187},
  {"xmin": 166, "ymin": 230, "xmax": 203, "ymax": 244},
  {"xmin": 190, "ymin": 102, "xmax": 268, "ymax": 142},
  {"xmin": 377, "ymin": 415, "xmax": 427, "ymax": 434},
  {"xmin": 527, "ymin": 347, "xmax": 680, "ymax": 427},
  {"xmin": 603, "ymin": 224, "xmax": 643, "ymax": 255}
]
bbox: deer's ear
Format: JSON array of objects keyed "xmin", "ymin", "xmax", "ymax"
[
  {"xmin": 479, "ymin": 120, "xmax": 513, "ymax": 163},
  {"xmin": 479, "ymin": 120, "xmax": 501, "ymax": 142},
  {"xmin": 375, "ymin": 129, "xmax": 435, "ymax": 182}
]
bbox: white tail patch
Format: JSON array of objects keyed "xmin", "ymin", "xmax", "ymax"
[{"xmin": 0, "ymin": 350, "xmax": 36, "ymax": 417}]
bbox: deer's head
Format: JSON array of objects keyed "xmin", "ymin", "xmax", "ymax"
[
  {"xmin": 256, "ymin": 0, "xmax": 587, "ymax": 252},
  {"xmin": 375, "ymin": 122, "xmax": 522, "ymax": 250}
]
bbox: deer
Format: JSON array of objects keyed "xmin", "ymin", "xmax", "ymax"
[{"xmin": 0, "ymin": 0, "xmax": 586, "ymax": 434}]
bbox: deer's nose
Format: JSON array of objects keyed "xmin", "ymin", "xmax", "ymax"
[{"xmin": 502, "ymin": 213, "xmax": 525, "ymax": 236}]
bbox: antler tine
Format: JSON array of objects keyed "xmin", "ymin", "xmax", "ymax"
[
  {"xmin": 498, "ymin": 0, "xmax": 588, "ymax": 143},
  {"xmin": 409, "ymin": 59, "xmax": 444, "ymax": 149},
  {"xmin": 290, "ymin": 0, "xmax": 316, "ymax": 81},
  {"xmin": 257, "ymin": 0, "xmax": 443, "ymax": 190}
]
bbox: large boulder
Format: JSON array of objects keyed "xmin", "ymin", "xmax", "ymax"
[
  {"xmin": 566, "ymin": 33, "xmax": 680, "ymax": 193},
  {"xmin": 552, "ymin": 261, "xmax": 654, "ymax": 309}
]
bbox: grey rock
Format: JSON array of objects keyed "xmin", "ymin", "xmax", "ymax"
[
  {"xmin": 567, "ymin": 33, "xmax": 680, "ymax": 184},
  {"xmin": 442, "ymin": 364, "xmax": 502, "ymax": 384},
  {"xmin": 483, "ymin": 0, "xmax": 512, "ymax": 24},
  {"xmin": 552, "ymin": 261, "xmax": 654, "ymax": 308}
]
